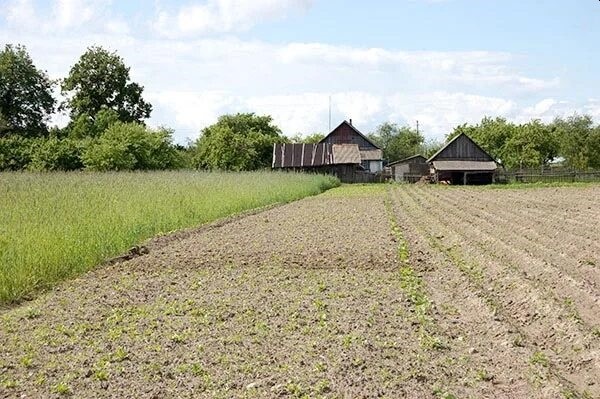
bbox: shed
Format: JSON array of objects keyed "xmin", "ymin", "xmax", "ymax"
[
  {"xmin": 427, "ymin": 133, "xmax": 498, "ymax": 185},
  {"xmin": 388, "ymin": 155, "xmax": 428, "ymax": 183},
  {"xmin": 319, "ymin": 120, "xmax": 383, "ymax": 173}
]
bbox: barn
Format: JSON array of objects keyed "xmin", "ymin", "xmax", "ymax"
[
  {"xmin": 272, "ymin": 142, "xmax": 368, "ymax": 183},
  {"xmin": 388, "ymin": 155, "xmax": 428, "ymax": 183},
  {"xmin": 319, "ymin": 120, "xmax": 383, "ymax": 173},
  {"xmin": 427, "ymin": 133, "xmax": 498, "ymax": 185}
]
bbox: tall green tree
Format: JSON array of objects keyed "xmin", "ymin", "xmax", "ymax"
[
  {"xmin": 553, "ymin": 114, "xmax": 597, "ymax": 169},
  {"xmin": 0, "ymin": 44, "xmax": 55, "ymax": 137},
  {"xmin": 369, "ymin": 122, "xmax": 424, "ymax": 162},
  {"xmin": 194, "ymin": 113, "xmax": 285, "ymax": 171},
  {"xmin": 61, "ymin": 46, "xmax": 152, "ymax": 134},
  {"xmin": 503, "ymin": 119, "xmax": 558, "ymax": 169}
]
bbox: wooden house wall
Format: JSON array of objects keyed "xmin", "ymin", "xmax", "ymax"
[
  {"xmin": 321, "ymin": 123, "xmax": 378, "ymax": 151},
  {"xmin": 433, "ymin": 135, "xmax": 493, "ymax": 162}
]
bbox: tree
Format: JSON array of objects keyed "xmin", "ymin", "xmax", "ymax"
[
  {"xmin": 503, "ymin": 120, "xmax": 558, "ymax": 169},
  {"xmin": 0, "ymin": 44, "xmax": 55, "ymax": 137},
  {"xmin": 61, "ymin": 46, "xmax": 152, "ymax": 132},
  {"xmin": 369, "ymin": 122, "xmax": 424, "ymax": 162},
  {"xmin": 553, "ymin": 114, "xmax": 596, "ymax": 170},
  {"xmin": 194, "ymin": 113, "xmax": 285, "ymax": 171}
]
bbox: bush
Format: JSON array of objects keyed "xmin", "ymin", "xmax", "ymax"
[
  {"xmin": 82, "ymin": 122, "xmax": 181, "ymax": 171},
  {"xmin": 28, "ymin": 138, "xmax": 85, "ymax": 171},
  {"xmin": 0, "ymin": 136, "xmax": 34, "ymax": 170}
]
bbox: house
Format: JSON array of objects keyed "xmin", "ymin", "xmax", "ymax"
[
  {"xmin": 319, "ymin": 120, "xmax": 383, "ymax": 173},
  {"xmin": 388, "ymin": 155, "xmax": 428, "ymax": 183},
  {"xmin": 272, "ymin": 142, "xmax": 367, "ymax": 183},
  {"xmin": 427, "ymin": 133, "xmax": 498, "ymax": 185}
]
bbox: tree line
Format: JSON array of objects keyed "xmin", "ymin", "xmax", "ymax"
[
  {"xmin": 2, "ymin": 43, "xmax": 599, "ymax": 172},
  {"xmin": 449, "ymin": 116, "xmax": 600, "ymax": 170}
]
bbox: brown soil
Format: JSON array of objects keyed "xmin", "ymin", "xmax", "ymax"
[{"xmin": 1, "ymin": 185, "xmax": 599, "ymax": 398}]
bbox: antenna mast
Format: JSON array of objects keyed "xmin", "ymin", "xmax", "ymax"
[{"xmin": 328, "ymin": 95, "xmax": 332, "ymax": 131}]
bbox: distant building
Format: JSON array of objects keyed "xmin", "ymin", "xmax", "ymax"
[
  {"xmin": 272, "ymin": 142, "xmax": 369, "ymax": 183},
  {"xmin": 388, "ymin": 155, "xmax": 428, "ymax": 183},
  {"xmin": 319, "ymin": 120, "xmax": 383, "ymax": 173},
  {"xmin": 427, "ymin": 133, "xmax": 498, "ymax": 185},
  {"xmin": 272, "ymin": 120, "xmax": 384, "ymax": 183}
]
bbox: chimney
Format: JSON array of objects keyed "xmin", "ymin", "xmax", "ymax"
[{"xmin": 349, "ymin": 118, "xmax": 353, "ymax": 126}]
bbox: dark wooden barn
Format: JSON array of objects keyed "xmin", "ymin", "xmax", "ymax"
[
  {"xmin": 388, "ymin": 155, "xmax": 429, "ymax": 183},
  {"xmin": 427, "ymin": 133, "xmax": 498, "ymax": 185},
  {"xmin": 319, "ymin": 120, "xmax": 383, "ymax": 173},
  {"xmin": 272, "ymin": 143, "xmax": 372, "ymax": 183}
]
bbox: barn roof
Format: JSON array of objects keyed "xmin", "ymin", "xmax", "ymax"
[
  {"xmin": 427, "ymin": 133, "xmax": 494, "ymax": 163},
  {"xmin": 320, "ymin": 120, "xmax": 381, "ymax": 150},
  {"xmin": 272, "ymin": 143, "xmax": 362, "ymax": 168},
  {"xmin": 432, "ymin": 160, "xmax": 497, "ymax": 171},
  {"xmin": 272, "ymin": 143, "xmax": 332, "ymax": 168},
  {"xmin": 388, "ymin": 154, "xmax": 426, "ymax": 167}
]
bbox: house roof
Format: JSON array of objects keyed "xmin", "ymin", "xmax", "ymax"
[
  {"xmin": 387, "ymin": 154, "xmax": 426, "ymax": 167},
  {"xmin": 427, "ymin": 133, "xmax": 494, "ymax": 163},
  {"xmin": 320, "ymin": 120, "xmax": 381, "ymax": 150},
  {"xmin": 332, "ymin": 144, "xmax": 361, "ymax": 164},
  {"xmin": 432, "ymin": 160, "xmax": 498, "ymax": 171},
  {"xmin": 360, "ymin": 149, "xmax": 383, "ymax": 161}
]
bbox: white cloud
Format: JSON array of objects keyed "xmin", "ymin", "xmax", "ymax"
[
  {"xmin": 0, "ymin": 3, "xmax": 585, "ymax": 143},
  {"xmin": 53, "ymin": 0, "xmax": 95, "ymax": 29},
  {"xmin": 148, "ymin": 90, "xmax": 235, "ymax": 132},
  {"xmin": 154, "ymin": 0, "xmax": 313, "ymax": 37},
  {"xmin": 1, "ymin": 0, "xmax": 36, "ymax": 27}
]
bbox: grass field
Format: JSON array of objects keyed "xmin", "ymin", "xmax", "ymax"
[{"xmin": 0, "ymin": 171, "xmax": 339, "ymax": 304}]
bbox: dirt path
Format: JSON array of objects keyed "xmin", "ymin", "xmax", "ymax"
[{"xmin": 1, "ymin": 185, "xmax": 598, "ymax": 398}]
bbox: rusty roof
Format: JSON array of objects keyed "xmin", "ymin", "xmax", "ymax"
[{"xmin": 272, "ymin": 143, "xmax": 333, "ymax": 168}]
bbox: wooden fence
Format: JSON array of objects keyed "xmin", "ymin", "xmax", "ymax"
[{"xmin": 497, "ymin": 168, "xmax": 600, "ymax": 184}]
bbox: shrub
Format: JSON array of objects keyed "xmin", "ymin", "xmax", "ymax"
[
  {"xmin": 82, "ymin": 122, "xmax": 181, "ymax": 171},
  {"xmin": 28, "ymin": 138, "xmax": 85, "ymax": 171},
  {"xmin": 0, "ymin": 136, "xmax": 34, "ymax": 170}
]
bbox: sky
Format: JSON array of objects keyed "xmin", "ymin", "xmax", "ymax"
[{"xmin": 1, "ymin": 0, "xmax": 599, "ymax": 143}]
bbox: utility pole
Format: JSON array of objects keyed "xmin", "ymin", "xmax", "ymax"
[
  {"xmin": 416, "ymin": 120, "xmax": 419, "ymax": 134},
  {"xmin": 328, "ymin": 95, "xmax": 332, "ymax": 131}
]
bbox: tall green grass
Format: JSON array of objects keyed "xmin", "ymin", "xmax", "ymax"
[{"xmin": 0, "ymin": 171, "xmax": 339, "ymax": 304}]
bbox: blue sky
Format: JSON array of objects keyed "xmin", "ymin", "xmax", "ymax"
[{"xmin": 1, "ymin": 0, "xmax": 599, "ymax": 143}]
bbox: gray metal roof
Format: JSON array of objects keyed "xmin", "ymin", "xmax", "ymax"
[
  {"xmin": 432, "ymin": 160, "xmax": 498, "ymax": 171},
  {"xmin": 333, "ymin": 144, "xmax": 361, "ymax": 164},
  {"xmin": 359, "ymin": 149, "xmax": 383, "ymax": 161}
]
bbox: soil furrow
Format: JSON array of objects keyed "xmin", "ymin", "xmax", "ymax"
[{"xmin": 401, "ymin": 186, "xmax": 600, "ymax": 396}]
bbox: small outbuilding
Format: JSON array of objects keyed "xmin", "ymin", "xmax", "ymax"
[
  {"xmin": 388, "ymin": 155, "xmax": 428, "ymax": 183},
  {"xmin": 427, "ymin": 133, "xmax": 498, "ymax": 185}
]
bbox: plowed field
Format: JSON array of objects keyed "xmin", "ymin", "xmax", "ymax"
[{"xmin": 1, "ymin": 185, "xmax": 599, "ymax": 398}]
